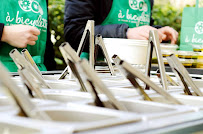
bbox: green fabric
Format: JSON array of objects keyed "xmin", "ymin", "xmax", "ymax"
[
  {"xmin": 80, "ymin": 52, "xmax": 104, "ymax": 61},
  {"xmin": 0, "ymin": 0, "xmax": 48, "ymax": 72},
  {"xmin": 180, "ymin": 0, "xmax": 203, "ymax": 51},
  {"xmin": 101, "ymin": 0, "xmax": 151, "ymax": 28},
  {"xmin": 80, "ymin": 52, "xmax": 89, "ymax": 60},
  {"xmin": 82, "ymin": 0, "xmax": 151, "ymax": 60}
]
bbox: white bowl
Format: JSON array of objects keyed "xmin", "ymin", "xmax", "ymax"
[{"xmin": 103, "ymin": 38, "xmax": 148, "ymax": 65}]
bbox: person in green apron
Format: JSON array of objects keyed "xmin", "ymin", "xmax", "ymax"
[
  {"xmin": 64, "ymin": 0, "xmax": 179, "ymax": 59},
  {"xmin": 0, "ymin": 0, "xmax": 55, "ymax": 72}
]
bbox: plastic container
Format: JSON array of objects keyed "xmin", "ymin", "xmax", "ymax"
[
  {"xmin": 192, "ymin": 44, "xmax": 203, "ymax": 52},
  {"xmin": 160, "ymin": 43, "xmax": 178, "ymax": 52},
  {"xmin": 162, "ymin": 51, "xmax": 173, "ymax": 57},
  {"xmin": 197, "ymin": 52, "xmax": 203, "ymax": 68},
  {"xmin": 153, "ymin": 43, "xmax": 178, "ymax": 58},
  {"xmin": 179, "ymin": 58, "xmax": 194, "ymax": 68},
  {"xmin": 104, "ymin": 38, "xmax": 148, "ymax": 65},
  {"xmin": 178, "ymin": 51, "xmax": 194, "ymax": 59},
  {"xmin": 163, "ymin": 58, "xmax": 169, "ymax": 65},
  {"xmin": 191, "ymin": 52, "xmax": 200, "ymax": 68}
]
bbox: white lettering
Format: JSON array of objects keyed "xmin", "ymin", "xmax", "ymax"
[
  {"xmin": 192, "ymin": 34, "xmax": 203, "ymax": 43},
  {"xmin": 185, "ymin": 35, "xmax": 190, "ymax": 43},
  {"xmin": 16, "ymin": 11, "xmax": 23, "ymax": 24},
  {"xmin": 118, "ymin": 10, "xmax": 125, "ymax": 19},
  {"xmin": 126, "ymin": 9, "xmax": 150, "ymax": 25},
  {"xmin": 8, "ymin": 11, "xmax": 48, "ymax": 29},
  {"xmin": 6, "ymin": 12, "xmax": 14, "ymax": 22}
]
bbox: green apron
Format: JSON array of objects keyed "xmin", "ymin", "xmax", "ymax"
[
  {"xmin": 81, "ymin": 0, "xmax": 151, "ymax": 59},
  {"xmin": 0, "ymin": 0, "xmax": 48, "ymax": 72}
]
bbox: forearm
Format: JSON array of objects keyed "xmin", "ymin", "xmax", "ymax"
[
  {"xmin": 64, "ymin": 23, "xmax": 129, "ymax": 52},
  {"xmin": 95, "ymin": 24, "xmax": 129, "ymax": 38}
]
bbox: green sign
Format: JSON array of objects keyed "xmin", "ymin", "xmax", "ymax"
[{"xmin": 180, "ymin": 0, "xmax": 203, "ymax": 51}]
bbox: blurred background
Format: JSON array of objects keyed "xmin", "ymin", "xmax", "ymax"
[{"xmin": 48, "ymin": 0, "xmax": 197, "ymax": 69}]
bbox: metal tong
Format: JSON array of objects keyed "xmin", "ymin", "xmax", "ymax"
[
  {"xmin": 59, "ymin": 42, "xmax": 104, "ymax": 106},
  {"xmin": 59, "ymin": 20, "xmax": 95, "ymax": 79},
  {"xmin": 59, "ymin": 42, "xmax": 88, "ymax": 92},
  {"xmin": 20, "ymin": 49, "xmax": 46, "ymax": 98},
  {"xmin": 95, "ymin": 34, "xmax": 115, "ymax": 75},
  {"xmin": 156, "ymin": 69, "xmax": 179, "ymax": 86},
  {"xmin": 58, "ymin": 43, "xmax": 72, "ymax": 80},
  {"xmin": 167, "ymin": 54, "xmax": 203, "ymax": 96},
  {"xmin": 76, "ymin": 59, "xmax": 128, "ymax": 111},
  {"xmin": 60, "ymin": 43, "xmax": 127, "ymax": 110},
  {"xmin": 113, "ymin": 55, "xmax": 182, "ymax": 105},
  {"xmin": 145, "ymin": 30, "xmax": 168, "ymax": 90},
  {"xmin": 18, "ymin": 68, "xmax": 47, "ymax": 99},
  {"xmin": 77, "ymin": 20, "xmax": 95, "ymax": 67},
  {"xmin": 21, "ymin": 49, "xmax": 42, "ymax": 76},
  {"xmin": 112, "ymin": 55, "xmax": 152, "ymax": 101},
  {"xmin": 9, "ymin": 49, "xmax": 51, "ymax": 98},
  {"xmin": 0, "ymin": 62, "xmax": 51, "ymax": 120},
  {"xmin": 58, "ymin": 66, "xmax": 69, "ymax": 79}
]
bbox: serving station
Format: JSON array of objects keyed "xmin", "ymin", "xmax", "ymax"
[{"xmin": 1, "ymin": 21, "xmax": 203, "ymax": 134}]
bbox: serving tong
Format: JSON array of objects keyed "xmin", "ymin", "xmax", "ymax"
[
  {"xmin": 0, "ymin": 62, "xmax": 51, "ymax": 120},
  {"xmin": 21, "ymin": 49, "xmax": 42, "ymax": 76},
  {"xmin": 77, "ymin": 20, "xmax": 95, "ymax": 67},
  {"xmin": 60, "ymin": 20, "xmax": 115, "ymax": 79},
  {"xmin": 59, "ymin": 42, "xmax": 127, "ymax": 111},
  {"xmin": 112, "ymin": 55, "xmax": 182, "ymax": 105},
  {"xmin": 145, "ymin": 30, "xmax": 168, "ymax": 90},
  {"xmin": 58, "ymin": 20, "xmax": 94, "ymax": 80},
  {"xmin": 156, "ymin": 69, "xmax": 179, "ymax": 86},
  {"xmin": 59, "ymin": 43, "xmax": 74, "ymax": 80},
  {"xmin": 94, "ymin": 34, "xmax": 115, "ymax": 75},
  {"xmin": 75, "ymin": 59, "xmax": 128, "ymax": 111},
  {"xmin": 166, "ymin": 54, "xmax": 203, "ymax": 96},
  {"xmin": 112, "ymin": 55, "xmax": 151, "ymax": 101},
  {"xmin": 59, "ymin": 42, "xmax": 88, "ymax": 92},
  {"xmin": 9, "ymin": 49, "xmax": 51, "ymax": 99}
]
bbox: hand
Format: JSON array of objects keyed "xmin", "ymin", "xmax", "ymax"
[
  {"xmin": 126, "ymin": 25, "xmax": 165, "ymax": 42},
  {"xmin": 158, "ymin": 26, "xmax": 178, "ymax": 44},
  {"xmin": 1, "ymin": 25, "xmax": 40, "ymax": 48}
]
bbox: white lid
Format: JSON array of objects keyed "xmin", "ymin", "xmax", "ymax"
[
  {"xmin": 103, "ymin": 38, "xmax": 148, "ymax": 46},
  {"xmin": 160, "ymin": 43, "xmax": 178, "ymax": 48},
  {"xmin": 177, "ymin": 51, "xmax": 194, "ymax": 56},
  {"xmin": 192, "ymin": 44, "xmax": 203, "ymax": 49},
  {"xmin": 179, "ymin": 58, "xmax": 194, "ymax": 63}
]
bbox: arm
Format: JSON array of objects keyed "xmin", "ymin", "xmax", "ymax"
[
  {"xmin": 0, "ymin": 23, "xmax": 4, "ymax": 45},
  {"xmin": 64, "ymin": 0, "xmax": 129, "ymax": 52},
  {"xmin": 44, "ymin": 0, "xmax": 56, "ymax": 70}
]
